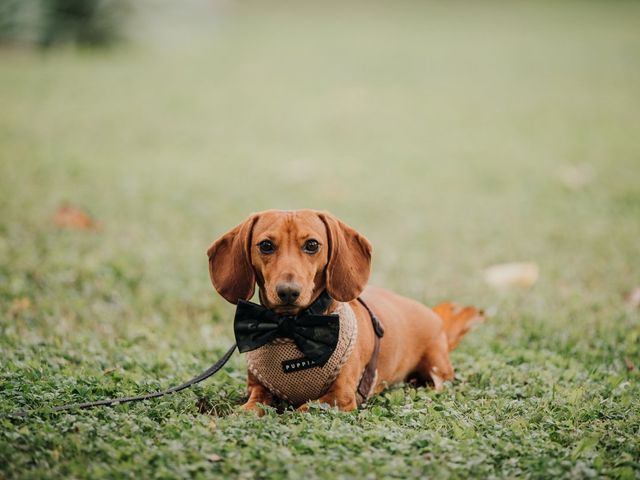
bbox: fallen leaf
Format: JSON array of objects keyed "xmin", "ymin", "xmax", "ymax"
[
  {"xmin": 624, "ymin": 357, "xmax": 635, "ymax": 372},
  {"xmin": 559, "ymin": 163, "xmax": 595, "ymax": 190},
  {"xmin": 53, "ymin": 204, "xmax": 98, "ymax": 230},
  {"xmin": 9, "ymin": 297, "xmax": 31, "ymax": 316},
  {"xmin": 206, "ymin": 453, "xmax": 223, "ymax": 463},
  {"xmin": 625, "ymin": 287, "xmax": 640, "ymax": 309},
  {"xmin": 484, "ymin": 262, "xmax": 539, "ymax": 289},
  {"xmin": 102, "ymin": 367, "xmax": 117, "ymax": 375}
]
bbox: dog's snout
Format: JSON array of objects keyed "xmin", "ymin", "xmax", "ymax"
[{"xmin": 276, "ymin": 282, "xmax": 301, "ymax": 304}]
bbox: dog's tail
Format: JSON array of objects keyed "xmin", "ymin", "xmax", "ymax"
[{"xmin": 432, "ymin": 303, "xmax": 485, "ymax": 351}]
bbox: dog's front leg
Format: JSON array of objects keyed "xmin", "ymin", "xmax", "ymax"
[
  {"xmin": 297, "ymin": 372, "xmax": 359, "ymax": 412},
  {"xmin": 240, "ymin": 371, "xmax": 273, "ymax": 416}
]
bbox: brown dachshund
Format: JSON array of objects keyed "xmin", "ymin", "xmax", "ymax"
[{"xmin": 207, "ymin": 210, "xmax": 484, "ymax": 414}]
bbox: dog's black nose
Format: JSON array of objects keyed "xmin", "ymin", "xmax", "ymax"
[{"xmin": 276, "ymin": 282, "xmax": 301, "ymax": 304}]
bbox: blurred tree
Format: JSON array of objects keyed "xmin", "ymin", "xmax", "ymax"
[
  {"xmin": 0, "ymin": 0, "xmax": 18, "ymax": 41},
  {"xmin": 0, "ymin": 0, "xmax": 38, "ymax": 44},
  {"xmin": 0, "ymin": 0, "xmax": 129, "ymax": 48},
  {"xmin": 39, "ymin": 0, "xmax": 129, "ymax": 47}
]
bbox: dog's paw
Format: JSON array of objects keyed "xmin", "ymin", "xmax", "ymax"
[{"xmin": 239, "ymin": 401, "xmax": 267, "ymax": 417}]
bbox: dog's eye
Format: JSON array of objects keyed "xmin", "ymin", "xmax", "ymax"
[
  {"xmin": 258, "ymin": 240, "xmax": 275, "ymax": 255},
  {"xmin": 303, "ymin": 239, "xmax": 320, "ymax": 254}
]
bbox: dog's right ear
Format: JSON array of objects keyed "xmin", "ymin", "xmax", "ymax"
[{"xmin": 207, "ymin": 214, "xmax": 259, "ymax": 304}]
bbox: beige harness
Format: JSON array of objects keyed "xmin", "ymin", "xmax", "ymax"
[{"xmin": 245, "ymin": 302, "xmax": 358, "ymax": 406}]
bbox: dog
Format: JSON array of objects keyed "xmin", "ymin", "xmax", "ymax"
[{"xmin": 207, "ymin": 210, "xmax": 484, "ymax": 414}]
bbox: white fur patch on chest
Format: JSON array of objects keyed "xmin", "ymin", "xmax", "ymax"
[{"xmin": 245, "ymin": 302, "xmax": 358, "ymax": 407}]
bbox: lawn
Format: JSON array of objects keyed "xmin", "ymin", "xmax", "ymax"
[{"xmin": 1, "ymin": 1, "xmax": 639, "ymax": 478}]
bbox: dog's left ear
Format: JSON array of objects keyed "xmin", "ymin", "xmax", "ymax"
[
  {"xmin": 207, "ymin": 214, "xmax": 259, "ymax": 304},
  {"xmin": 318, "ymin": 212, "xmax": 372, "ymax": 302}
]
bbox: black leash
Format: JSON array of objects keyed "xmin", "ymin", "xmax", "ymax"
[{"xmin": 4, "ymin": 344, "xmax": 237, "ymax": 419}]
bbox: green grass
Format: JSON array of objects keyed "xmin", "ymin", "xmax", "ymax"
[{"xmin": 1, "ymin": 1, "xmax": 640, "ymax": 478}]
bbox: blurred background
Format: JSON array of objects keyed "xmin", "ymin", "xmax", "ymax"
[
  {"xmin": 1, "ymin": 0, "xmax": 639, "ymax": 348},
  {"xmin": 1, "ymin": 2, "xmax": 640, "ymax": 477}
]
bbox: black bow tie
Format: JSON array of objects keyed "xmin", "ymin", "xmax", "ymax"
[{"xmin": 233, "ymin": 291, "xmax": 339, "ymax": 367}]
